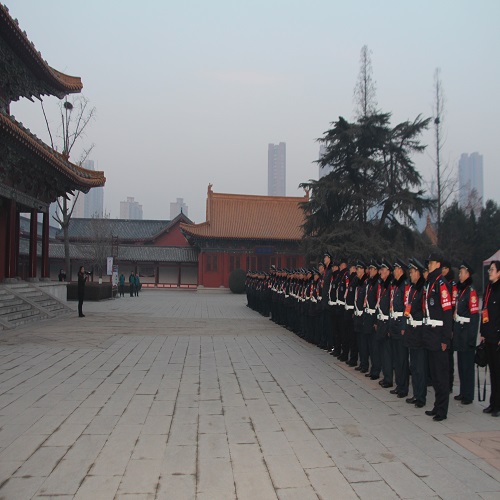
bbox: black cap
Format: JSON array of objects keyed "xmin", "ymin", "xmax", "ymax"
[
  {"xmin": 323, "ymin": 251, "xmax": 332, "ymax": 259},
  {"xmin": 339, "ymin": 256, "xmax": 348, "ymax": 264},
  {"xmin": 356, "ymin": 260, "xmax": 367, "ymax": 269},
  {"xmin": 408, "ymin": 258, "xmax": 425, "ymax": 273},
  {"xmin": 318, "ymin": 261, "xmax": 325, "ymax": 268},
  {"xmin": 313, "ymin": 268, "xmax": 320, "ymax": 275},
  {"xmin": 394, "ymin": 258, "xmax": 407, "ymax": 269},
  {"xmin": 379, "ymin": 259, "xmax": 394, "ymax": 272},
  {"xmin": 459, "ymin": 260, "xmax": 474, "ymax": 275},
  {"xmin": 368, "ymin": 259, "xmax": 379, "ymax": 270},
  {"xmin": 441, "ymin": 259, "xmax": 452, "ymax": 269},
  {"xmin": 426, "ymin": 252, "xmax": 444, "ymax": 264}
]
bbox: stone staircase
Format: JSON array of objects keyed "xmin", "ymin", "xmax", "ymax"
[{"xmin": 0, "ymin": 282, "xmax": 72, "ymax": 331}]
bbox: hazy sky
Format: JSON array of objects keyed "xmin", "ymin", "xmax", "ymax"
[{"xmin": 8, "ymin": 0, "xmax": 500, "ymax": 223}]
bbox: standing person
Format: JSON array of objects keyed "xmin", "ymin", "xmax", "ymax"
[
  {"xmin": 119, "ymin": 273, "xmax": 125, "ymax": 297},
  {"xmin": 376, "ymin": 260, "xmax": 394, "ymax": 388},
  {"xmin": 390, "ymin": 258, "xmax": 410, "ymax": 398},
  {"xmin": 453, "ymin": 261, "xmax": 480, "ymax": 405},
  {"xmin": 344, "ymin": 263, "xmax": 358, "ymax": 366},
  {"xmin": 364, "ymin": 260, "xmax": 380, "ymax": 379},
  {"xmin": 480, "ymin": 260, "xmax": 500, "ymax": 417},
  {"xmin": 77, "ymin": 265, "xmax": 87, "ymax": 318},
  {"xmin": 129, "ymin": 272, "xmax": 135, "ymax": 297},
  {"xmin": 353, "ymin": 261, "xmax": 368, "ymax": 371},
  {"xmin": 135, "ymin": 272, "xmax": 141, "ymax": 296},
  {"xmin": 320, "ymin": 252, "xmax": 333, "ymax": 350},
  {"xmin": 422, "ymin": 253, "xmax": 453, "ymax": 421},
  {"xmin": 404, "ymin": 258, "xmax": 428, "ymax": 408},
  {"xmin": 442, "ymin": 260, "xmax": 458, "ymax": 393}
]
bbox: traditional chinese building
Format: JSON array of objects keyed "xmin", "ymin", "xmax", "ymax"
[
  {"xmin": 180, "ymin": 185, "xmax": 307, "ymax": 288},
  {"xmin": 0, "ymin": 4, "xmax": 105, "ymax": 282},
  {"xmin": 51, "ymin": 213, "xmax": 197, "ymax": 287}
]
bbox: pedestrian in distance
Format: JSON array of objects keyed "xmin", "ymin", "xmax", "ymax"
[{"xmin": 77, "ymin": 265, "xmax": 88, "ymax": 318}]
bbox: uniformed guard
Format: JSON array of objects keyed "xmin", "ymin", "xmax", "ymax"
[
  {"xmin": 389, "ymin": 258, "xmax": 410, "ymax": 398},
  {"xmin": 375, "ymin": 260, "xmax": 394, "ymax": 388},
  {"xmin": 343, "ymin": 263, "xmax": 358, "ymax": 365},
  {"xmin": 320, "ymin": 252, "xmax": 333, "ymax": 350},
  {"xmin": 404, "ymin": 258, "xmax": 428, "ymax": 408},
  {"xmin": 331, "ymin": 258, "xmax": 348, "ymax": 357},
  {"xmin": 423, "ymin": 252, "xmax": 453, "ymax": 421},
  {"xmin": 364, "ymin": 260, "xmax": 380, "ymax": 379},
  {"xmin": 353, "ymin": 261, "xmax": 368, "ymax": 372},
  {"xmin": 452, "ymin": 261, "xmax": 480, "ymax": 405},
  {"xmin": 442, "ymin": 259, "xmax": 458, "ymax": 393}
]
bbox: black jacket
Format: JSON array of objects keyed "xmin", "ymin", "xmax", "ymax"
[
  {"xmin": 481, "ymin": 279, "xmax": 500, "ymax": 345},
  {"xmin": 422, "ymin": 268, "xmax": 453, "ymax": 351},
  {"xmin": 452, "ymin": 277, "xmax": 479, "ymax": 351},
  {"xmin": 403, "ymin": 276, "xmax": 425, "ymax": 349}
]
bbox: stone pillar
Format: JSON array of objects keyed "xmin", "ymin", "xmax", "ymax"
[
  {"xmin": 5, "ymin": 199, "xmax": 18, "ymax": 280},
  {"xmin": 41, "ymin": 211, "xmax": 50, "ymax": 279},
  {"xmin": 28, "ymin": 208, "xmax": 38, "ymax": 279}
]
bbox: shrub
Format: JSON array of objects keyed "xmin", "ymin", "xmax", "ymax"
[{"xmin": 229, "ymin": 269, "xmax": 246, "ymax": 294}]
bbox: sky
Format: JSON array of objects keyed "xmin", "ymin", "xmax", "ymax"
[{"xmin": 8, "ymin": 0, "xmax": 500, "ymax": 223}]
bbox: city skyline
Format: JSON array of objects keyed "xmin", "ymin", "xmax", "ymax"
[
  {"xmin": 268, "ymin": 142, "xmax": 286, "ymax": 196},
  {"xmin": 7, "ymin": 1, "xmax": 500, "ymax": 224}
]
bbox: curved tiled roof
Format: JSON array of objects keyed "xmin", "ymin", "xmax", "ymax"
[
  {"xmin": 0, "ymin": 111, "xmax": 105, "ymax": 189},
  {"xmin": 61, "ymin": 219, "xmax": 171, "ymax": 241},
  {"xmin": 45, "ymin": 242, "xmax": 198, "ymax": 263},
  {"xmin": 59, "ymin": 214, "xmax": 192, "ymax": 242},
  {"xmin": 180, "ymin": 186, "xmax": 308, "ymax": 241},
  {"xmin": 0, "ymin": 4, "xmax": 82, "ymax": 97}
]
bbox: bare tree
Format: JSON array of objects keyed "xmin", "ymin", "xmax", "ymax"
[
  {"xmin": 41, "ymin": 95, "xmax": 96, "ymax": 278},
  {"xmin": 430, "ymin": 68, "xmax": 456, "ymax": 243},
  {"xmin": 353, "ymin": 45, "xmax": 377, "ymax": 119},
  {"xmin": 84, "ymin": 214, "xmax": 112, "ymax": 279}
]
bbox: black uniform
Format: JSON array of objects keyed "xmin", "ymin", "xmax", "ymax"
[
  {"xmin": 390, "ymin": 273, "xmax": 410, "ymax": 396},
  {"xmin": 453, "ymin": 277, "xmax": 479, "ymax": 403},
  {"xmin": 422, "ymin": 268, "xmax": 453, "ymax": 420}
]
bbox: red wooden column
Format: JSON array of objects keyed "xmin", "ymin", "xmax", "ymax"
[
  {"xmin": 29, "ymin": 209, "xmax": 38, "ymax": 278},
  {"xmin": 5, "ymin": 200, "xmax": 17, "ymax": 278},
  {"xmin": 41, "ymin": 211, "xmax": 50, "ymax": 279}
]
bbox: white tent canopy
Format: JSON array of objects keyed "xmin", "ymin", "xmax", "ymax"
[{"xmin": 484, "ymin": 249, "xmax": 500, "ymax": 265}]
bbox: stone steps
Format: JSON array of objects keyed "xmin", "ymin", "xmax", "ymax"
[{"xmin": 0, "ymin": 282, "xmax": 72, "ymax": 331}]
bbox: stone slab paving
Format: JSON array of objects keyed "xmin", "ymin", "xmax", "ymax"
[{"xmin": 0, "ymin": 289, "xmax": 499, "ymax": 499}]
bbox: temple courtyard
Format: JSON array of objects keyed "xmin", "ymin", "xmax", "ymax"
[{"xmin": 0, "ymin": 289, "xmax": 499, "ymax": 499}]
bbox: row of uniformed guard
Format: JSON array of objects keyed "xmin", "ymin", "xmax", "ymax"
[{"xmin": 246, "ymin": 253, "xmax": 500, "ymax": 421}]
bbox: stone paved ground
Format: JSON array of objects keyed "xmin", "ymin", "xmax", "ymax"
[{"xmin": 0, "ymin": 289, "xmax": 499, "ymax": 499}]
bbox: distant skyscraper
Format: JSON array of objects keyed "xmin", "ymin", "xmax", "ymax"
[
  {"xmin": 268, "ymin": 142, "xmax": 286, "ymax": 196},
  {"xmin": 170, "ymin": 197, "xmax": 188, "ymax": 219},
  {"xmin": 72, "ymin": 160, "xmax": 104, "ymax": 218},
  {"xmin": 458, "ymin": 152, "xmax": 483, "ymax": 213},
  {"xmin": 318, "ymin": 144, "xmax": 333, "ymax": 179},
  {"xmin": 120, "ymin": 196, "xmax": 143, "ymax": 219}
]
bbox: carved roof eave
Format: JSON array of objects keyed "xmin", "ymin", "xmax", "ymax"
[
  {"xmin": 0, "ymin": 111, "xmax": 105, "ymax": 189},
  {"xmin": 0, "ymin": 4, "xmax": 83, "ymax": 98}
]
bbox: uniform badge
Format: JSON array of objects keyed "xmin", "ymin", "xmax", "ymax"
[
  {"xmin": 471, "ymin": 296, "xmax": 477, "ymax": 304},
  {"xmin": 429, "ymin": 298, "xmax": 435, "ymax": 306}
]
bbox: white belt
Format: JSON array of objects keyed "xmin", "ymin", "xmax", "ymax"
[
  {"xmin": 378, "ymin": 313, "xmax": 389, "ymax": 321},
  {"xmin": 409, "ymin": 319, "xmax": 423, "ymax": 327},
  {"xmin": 337, "ymin": 300, "xmax": 346, "ymax": 306},
  {"xmin": 305, "ymin": 296, "xmax": 310, "ymax": 301},
  {"xmin": 365, "ymin": 308, "xmax": 376, "ymax": 315},
  {"xmin": 345, "ymin": 305, "xmax": 354, "ymax": 310},
  {"xmin": 391, "ymin": 311, "xmax": 404, "ymax": 319},
  {"xmin": 354, "ymin": 310, "xmax": 364, "ymax": 316},
  {"xmin": 285, "ymin": 294, "xmax": 289, "ymax": 298},
  {"xmin": 328, "ymin": 300, "xmax": 338, "ymax": 306},
  {"xmin": 423, "ymin": 318, "xmax": 443, "ymax": 327},
  {"xmin": 454, "ymin": 315, "xmax": 470, "ymax": 324},
  {"xmin": 311, "ymin": 298, "xmax": 317, "ymax": 303},
  {"xmin": 317, "ymin": 297, "xmax": 322, "ymax": 301}
]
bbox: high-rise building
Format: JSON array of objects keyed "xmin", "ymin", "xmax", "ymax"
[
  {"xmin": 458, "ymin": 152, "xmax": 484, "ymax": 213},
  {"xmin": 268, "ymin": 142, "xmax": 286, "ymax": 196},
  {"xmin": 170, "ymin": 197, "xmax": 189, "ymax": 219},
  {"xmin": 72, "ymin": 160, "xmax": 104, "ymax": 218},
  {"xmin": 120, "ymin": 196, "xmax": 143, "ymax": 219},
  {"xmin": 318, "ymin": 144, "xmax": 333, "ymax": 179}
]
